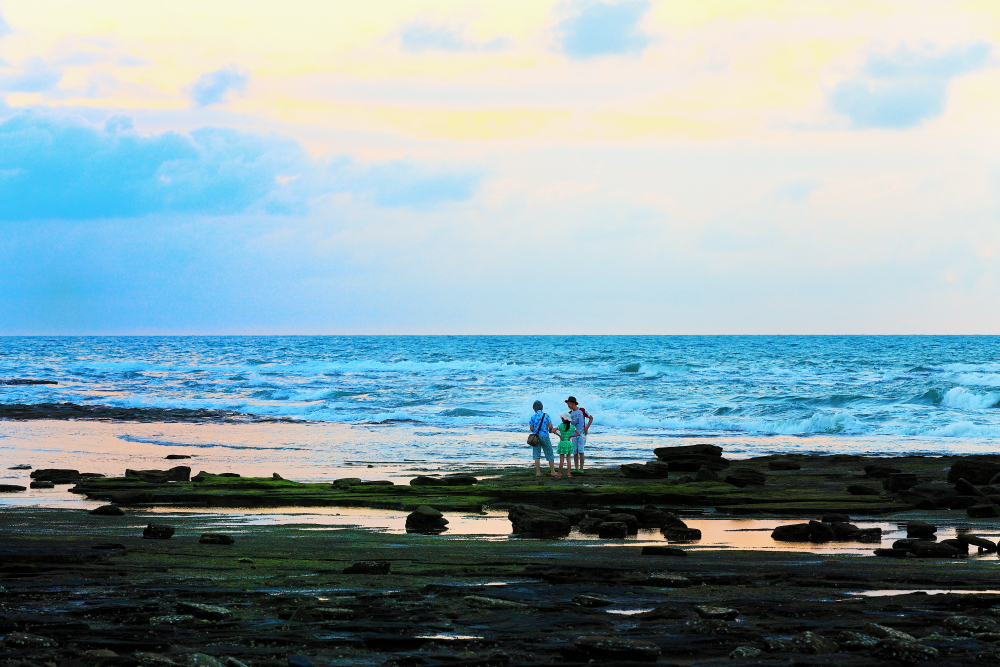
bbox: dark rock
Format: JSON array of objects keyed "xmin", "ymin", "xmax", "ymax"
[
  {"xmin": 0, "ymin": 379, "xmax": 57, "ymax": 385},
  {"xmin": 954, "ymin": 477, "xmax": 982, "ymax": 496},
  {"xmin": 864, "ymin": 464, "xmax": 902, "ymax": 478},
  {"xmin": 110, "ymin": 490, "xmax": 154, "ymax": 505},
  {"xmin": 883, "ymin": 473, "xmax": 918, "ymax": 492},
  {"xmin": 199, "ymin": 533, "xmax": 235, "ymax": 545},
  {"xmin": 871, "ymin": 639, "xmax": 939, "ymax": 663},
  {"xmin": 508, "ymin": 504, "xmax": 571, "ymax": 537},
  {"xmin": 949, "ymin": 460, "xmax": 1000, "ymax": 484},
  {"xmin": 29, "ymin": 481, "xmax": 54, "ymax": 489},
  {"xmin": 90, "ymin": 505, "xmax": 125, "ymax": 516},
  {"xmin": 125, "ymin": 466, "xmax": 190, "ymax": 483},
  {"xmin": 771, "ymin": 523, "xmax": 812, "ymax": 542},
  {"xmin": 572, "ymin": 595, "xmax": 614, "ymax": 607},
  {"xmin": 694, "ymin": 466, "xmax": 720, "ymax": 482},
  {"xmin": 586, "ymin": 509, "xmax": 611, "ymax": 519},
  {"xmin": 829, "ymin": 521, "xmax": 860, "ymax": 540},
  {"xmin": 822, "ymin": 512, "xmax": 851, "ymax": 523},
  {"xmin": 577, "ymin": 517, "xmax": 603, "ymax": 534},
  {"xmin": 331, "ymin": 477, "xmax": 363, "ymax": 487},
  {"xmin": 165, "ymin": 455, "xmax": 192, "ymax": 459},
  {"xmin": 969, "ymin": 504, "xmax": 1000, "ymax": 518},
  {"xmin": 948, "ymin": 495, "xmax": 980, "ymax": 510},
  {"xmin": 874, "ymin": 548, "xmax": 909, "ymax": 558},
  {"xmin": 636, "ymin": 508, "xmax": 670, "ymax": 525},
  {"xmin": 956, "ymin": 534, "xmax": 998, "ymax": 551},
  {"xmin": 659, "ymin": 511, "xmax": 688, "ymax": 529},
  {"xmin": 597, "ymin": 521, "xmax": 628, "ymax": 539},
  {"xmin": 176, "ymin": 601, "xmax": 232, "ymax": 620},
  {"xmin": 573, "ymin": 635, "xmax": 660, "ymax": 662},
  {"xmin": 91, "ymin": 543, "xmax": 126, "ymax": 550},
  {"xmin": 892, "ymin": 539, "xmax": 920, "ymax": 550},
  {"xmin": 409, "ymin": 475, "xmax": 477, "ymax": 486},
  {"xmin": 558, "ymin": 508, "xmax": 587, "ymax": 524},
  {"xmin": 944, "ymin": 615, "xmax": 1000, "ymax": 635},
  {"xmin": 903, "ymin": 481, "xmax": 958, "ymax": 503},
  {"xmin": 660, "ymin": 527, "xmax": 702, "ymax": 541},
  {"xmin": 8, "ymin": 464, "xmax": 31, "ymax": 470},
  {"xmin": 647, "ymin": 573, "xmax": 693, "ymax": 588},
  {"xmin": 848, "ymin": 484, "xmax": 881, "ymax": 495},
  {"xmin": 653, "ymin": 444, "xmax": 729, "ymax": 472},
  {"xmin": 909, "ymin": 540, "xmax": 961, "ymax": 558},
  {"xmin": 142, "ymin": 524, "xmax": 175, "ymax": 540},
  {"xmin": 808, "ymin": 520, "xmax": 835, "ymax": 542},
  {"xmin": 0, "ymin": 632, "xmax": 59, "ymax": 648},
  {"xmin": 940, "ymin": 538, "xmax": 969, "ymax": 555},
  {"xmin": 287, "ymin": 655, "xmax": 313, "ymax": 667},
  {"xmin": 767, "ymin": 459, "xmax": 801, "ymax": 470},
  {"xmin": 836, "ymin": 631, "xmax": 879, "ymax": 651},
  {"xmin": 691, "ymin": 618, "xmax": 733, "ymax": 634},
  {"xmin": 619, "ymin": 461, "xmax": 671, "ymax": 479},
  {"xmin": 343, "ymin": 560, "xmax": 391, "ymax": 574},
  {"xmin": 192, "ymin": 471, "xmax": 241, "ymax": 482},
  {"xmin": 800, "ymin": 631, "xmax": 838, "ymax": 654},
  {"xmin": 607, "ymin": 512, "xmax": 639, "ymax": 534},
  {"xmin": 855, "ymin": 527, "xmax": 883, "ymax": 543},
  {"xmin": 863, "ymin": 623, "xmax": 916, "ymax": 642},
  {"xmin": 405, "ymin": 505, "xmax": 449, "ymax": 534},
  {"xmin": 641, "ymin": 546, "xmax": 687, "ymax": 557},
  {"xmin": 0, "ymin": 484, "xmax": 27, "ymax": 492},
  {"xmin": 694, "ymin": 605, "xmax": 738, "ymax": 620},
  {"xmin": 906, "ymin": 520, "xmax": 937, "ymax": 537},
  {"xmin": 30, "ymin": 468, "xmax": 79, "ymax": 483},
  {"xmin": 914, "ymin": 498, "xmax": 938, "ymax": 509},
  {"xmin": 724, "ymin": 467, "xmax": 767, "ymax": 487}
]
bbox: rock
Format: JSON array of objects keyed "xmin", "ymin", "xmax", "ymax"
[
  {"xmin": 949, "ymin": 460, "xmax": 1000, "ymax": 484},
  {"xmin": 463, "ymin": 595, "xmax": 527, "ymax": 610},
  {"xmin": 573, "ymin": 636, "xmax": 660, "ymax": 662},
  {"xmin": 8, "ymin": 464, "xmax": 32, "ymax": 470},
  {"xmin": 892, "ymin": 538, "xmax": 920, "ymax": 550},
  {"xmin": 577, "ymin": 517, "xmax": 603, "ymax": 533},
  {"xmin": 691, "ymin": 619, "xmax": 732, "ymax": 634},
  {"xmin": 572, "ymin": 595, "xmax": 614, "ymax": 607},
  {"xmin": 586, "ymin": 509, "xmax": 611, "ymax": 519},
  {"xmin": 903, "ymin": 481, "xmax": 958, "ymax": 504},
  {"xmin": 142, "ymin": 523, "xmax": 175, "ymax": 539},
  {"xmin": 870, "ymin": 638, "xmax": 939, "ymax": 663},
  {"xmin": 30, "ymin": 468, "xmax": 80, "ymax": 483},
  {"xmin": 272, "ymin": 473, "xmax": 283, "ymax": 480},
  {"xmin": 910, "ymin": 541, "xmax": 961, "ymax": 558},
  {"xmin": 641, "ymin": 546, "xmax": 687, "ymax": 557},
  {"xmin": 90, "ymin": 505, "xmax": 125, "ymax": 516},
  {"xmin": 661, "ymin": 527, "xmax": 702, "ymax": 541},
  {"xmin": 199, "ymin": 533, "xmax": 235, "ymax": 545},
  {"xmin": 405, "ymin": 505, "xmax": 450, "ymax": 534},
  {"xmin": 165, "ymin": 455, "xmax": 192, "ymax": 459},
  {"xmin": 694, "ymin": 466, "xmax": 720, "ymax": 482},
  {"xmin": 151, "ymin": 614, "xmax": 203, "ymax": 626},
  {"xmin": 768, "ymin": 459, "xmax": 801, "ymax": 470},
  {"xmin": 84, "ymin": 650, "xmax": 118, "ymax": 660},
  {"xmin": 134, "ymin": 652, "xmax": 176, "ymax": 666},
  {"xmin": 883, "ymin": 473, "xmax": 918, "ymax": 492},
  {"xmin": 956, "ymin": 534, "xmax": 998, "ymax": 552},
  {"xmin": 906, "ymin": 520, "xmax": 937, "ymax": 537},
  {"xmin": 410, "ymin": 474, "xmax": 477, "ymax": 486},
  {"xmin": 694, "ymin": 605, "xmax": 738, "ymax": 620},
  {"xmin": 729, "ymin": 646, "xmax": 762, "ymax": 658},
  {"xmin": 192, "ymin": 471, "xmax": 241, "ymax": 482},
  {"xmin": 829, "ymin": 521, "xmax": 860, "ymax": 540},
  {"xmin": 874, "ymin": 548, "xmax": 910, "ymax": 558},
  {"xmin": 0, "ymin": 484, "xmax": 27, "ymax": 492},
  {"xmin": 855, "ymin": 527, "xmax": 883, "ymax": 543},
  {"xmin": 607, "ymin": 513, "xmax": 639, "ymax": 534},
  {"xmin": 125, "ymin": 466, "xmax": 191, "ymax": 483},
  {"xmin": 837, "ymin": 631, "xmax": 878, "ymax": 651},
  {"xmin": 185, "ymin": 654, "xmax": 224, "ymax": 667},
  {"xmin": 772, "ymin": 523, "xmax": 812, "ymax": 542},
  {"xmin": 0, "ymin": 378, "xmax": 57, "ymax": 385},
  {"xmin": 763, "ymin": 637, "xmax": 795, "ymax": 652},
  {"xmin": 800, "ymin": 631, "xmax": 838, "ymax": 654},
  {"xmin": 331, "ymin": 477, "xmax": 363, "ymax": 487},
  {"xmin": 0, "ymin": 632, "xmax": 59, "ymax": 648},
  {"xmin": 724, "ymin": 468, "xmax": 767, "ymax": 487},
  {"xmin": 176, "ymin": 601, "xmax": 232, "ymax": 621},
  {"xmin": 940, "ymin": 538, "xmax": 969, "ymax": 554},
  {"xmin": 943, "ymin": 615, "xmax": 1000, "ymax": 635},
  {"xmin": 808, "ymin": 520, "xmax": 835, "ymax": 542},
  {"xmin": 954, "ymin": 477, "xmax": 982, "ymax": 496},
  {"xmin": 848, "ymin": 484, "xmax": 881, "ymax": 495},
  {"xmin": 653, "ymin": 444, "xmax": 729, "ymax": 472},
  {"xmin": 558, "ymin": 508, "xmax": 588, "ymax": 524},
  {"xmin": 91, "ymin": 543, "xmax": 126, "ymax": 550},
  {"xmin": 508, "ymin": 504, "xmax": 571, "ymax": 537},
  {"xmin": 287, "ymin": 656, "xmax": 313, "ymax": 667},
  {"xmin": 620, "ymin": 461, "xmax": 671, "ymax": 479},
  {"xmin": 968, "ymin": 504, "xmax": 999, "ymax": 518},
  {"xmin": 865, "ymin": 464, "xmax": 902, "ymax": 478},
  {"xmin": 597, "ymin": 521, "xmax": 628, "ymax": 539},
  {"xmin": 109, "ymin": 490, "xmax": 154, "ymax": 505},
  {"xmin": 343, "ymin": 560, "xmax": 390, "ymax": 574},
  {"xmin": 947, "ymin": 495, "xmax": 980, "ymax": 509},
  {"xmin": 647, "ymin": 574, "xmax": 692, "ymax": 588},
  {"xmin": 659, "ymin": 511, "xmax": 689, "ymax": 529},
  {"xmin": 863, "ymin": 623, "xmax": 916, "ymax": 642},
  {"xmin": 29, "ymin": 480, "xmax": 55, "ymax": 489},
  {"xmin": 822, "ymin": 512, "xmax": 851, "ymax": 523}
]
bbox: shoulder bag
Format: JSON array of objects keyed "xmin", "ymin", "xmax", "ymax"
[{"xmin": 527, "ymin": 413, "xmax": 547, "ymax": 446}]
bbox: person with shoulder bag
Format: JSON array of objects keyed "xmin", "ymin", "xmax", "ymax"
[{"xmin": 528, "ymin": 400, "xmax": 557, "ymax": 477}]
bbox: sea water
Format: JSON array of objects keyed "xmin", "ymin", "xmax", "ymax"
[{"xmin": 3, "ymin": 336, "xmax": 1000, "ymax": 475}]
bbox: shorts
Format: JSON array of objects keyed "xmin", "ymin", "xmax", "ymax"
[
  {"xmin": 532, "ymin": 435, "xmax": 554, "ymax": 462},
  {"xmin": 571, "ymin": 435, "xmax": 586, "ymax": 454}
]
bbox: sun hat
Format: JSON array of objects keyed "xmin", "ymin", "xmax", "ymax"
[{"xmin": 560, "ymin": 413, "xmax": 571, "ymax": 421}]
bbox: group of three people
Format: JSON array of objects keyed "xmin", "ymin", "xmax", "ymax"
[{"xmin": 528, "ymin": 396, "xmax": 593, "ymax": 478}]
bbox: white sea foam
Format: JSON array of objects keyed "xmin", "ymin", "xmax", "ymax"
[{"xmin": 940, "ymin": 387, "xmax": 1000, "ymax": 409}]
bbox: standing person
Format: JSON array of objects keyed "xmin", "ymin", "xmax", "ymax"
[
  {"xmin": 555, "ymin": 413, "xmax": 579, "ymax": 478},
  {"xmin": 565, "ymin": 396, "xmax": 594, "ymax": 472},
  {"xmin": 528, "ymin": 400, "xmax": 557, "ymax": 477}
]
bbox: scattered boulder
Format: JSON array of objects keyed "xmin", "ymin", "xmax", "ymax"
[
  {"xmin": 874, "ymin": 548, "xmax": 910, "ymax": 558},
  {"xmin": 125, "ymin": 466, "xmax": 191, "ymax": 483},
  {"xmin": 577, "ymin": 517, "xmax": 603, "ymax": 534},
  {"xmin": 837, "ymin": 631, "xmax": 878, "ymax": 651},
  {"xmin": 944, "ymin": 615, "xmax": 1000, "ymax": 635},
  {"xmin": 863, "ymin": 623, "xmax": 916, "ymax": 642},
  {"xmin": 653, "ymin": 444, "xmax": 729, "ymax": 472},
  {"xmin": 192, "ymin": 471, "xmax": 241, "ymax": 482},
  {"xmin": 8, "ymin": 464, "xmax": 32, "ymax": 470},
  {"xmin": 185, "ymin": 653, "xmax": 223, "ymax": 667},
  {"xmin": 620, "ymin": 461, "xmax": 671, "ymax": 479},
  {"xmin": 109, "ymin": 490, "xmax": 154, "ymax": 505},
  {"xmin": 768, "ymin": 459, "xmax": 801, "ymax": 470},
  {"xmin": 508, "ymin": 504, "xmax": 571, "ymax": 537},
  {"xmin": 463, "ymin": 595, "xmax": 527, "ymax": 610},
  {"xmin": 597, "ymin": 521, "xmax": 628, "ymax": 539},
  {"xmin": 800, "ymin": 631, "xmax": 838, "ymax": 654},
  {"xmin": 822, "ymin": 512, "xmax": 851, "ymax": 523},
  {"xmin": 729, "ymin": 646, "xmax": 762, "ymax": 659},
  {"xmin": 176, "ymin": 601, "xmax": 232, "ymax": 621},
  {"xmin": 90, "ymin": 505, "xmax": 125, "ymax": 516},
  {"xmin": 906, "ymin": 520, "xmax": 937, "ymax": 537},
  {"xmin": 29, "ymin": 480, "xmax": 55, "ymax": 489},
  {"xmin": 848, "ymin": 484, "xmax": 881, "ymax": 496},
  {"xmin": 142, "ymin": 523, "xmax": 175, "ymax": 540},
  {"xmin": 940, "ymin": 538, "xmax": 969, "ymax": 555},
  {"xmin": 909, "ymin": 540, "xmax": 962, "ymax": 558},
  {"xmin": 968, "ymin": 504, "xmax": 1000, "ymax": 518},
  {"xmin": 870, "ymin": 639, "xmax": 939, "ymax": 663},
  {"xmin": 691, "ymin": 619, "xmax": 732, "ymax": 634},
  {"xmin": 864, "ymin": 464, "xmax": 902, "ymax": 478},
  {"xmin": 405, "ymin": 505, "xmax": 449, "ymax": 534},
  {"xmin": 694, "ymin": 605, "xmax": 738, "ymax": 620},
  {"xmin": 0, "ymin": 632, "xmax": 59, "ymax": 648},
  {"xmin": 947, "ymin": 496, "xmax": 980, "ymax": 510},
  {"xmin": 343, "ymin": 560, "xmax": 391, "ymax": 574},
  {"xmin": 808, "ymin": 520, "xmax": 835, "ymax": 542},
  {"xmin": 661, "ymin": 527, "xmax": 702, "ymax": 541},
  {"xmin": 883, "ymin": 473, "xmax": 918, "ymax": 492},
  {"xmin": 199, "ymin": 533, "xmax": 235, "ymax": 545},
  {"xmin": 165, "ymin": 454, "xmax": 192, "ymax": 459},
  {"xmin": 558, "ymin": 508, "xmax": 588, "ymax": 524},
  {"xmin": 573, "ymin": 636, "xmax": 660, "ymax": 663},
  {"xmin": 956, "ymin": 534, "xmax": 998, "ymax": 552},
  {"xmin": 30, "ymin": 468, "xmax": 80, "ymax": 483},
  {"xmin": 641, "ymin": 546, "xmax": 687, "ymax": 557},
  {"xmin": 949, "ymin": 460, "xmax": 1000, "ymax": 484},
  {"xmin": 694, "ymin": 466, "xmax": 719, "ymax": 482},
  {"xmin": 724, "ymin": 468, "xmax": 766, "ymax": 487},
  {"xmin": 954, "ymin": 477, "xmax": 983, "ymax": 496},
  {"xmin": 409, "ymin": 475, "xmax": 477, "ymax": 486},
  {"xmin": 771, "ymin": 523, "xmax": 812, "ymax": 542},
  {"xmin": 606, "ymin": 512, "xmax": 639, "ymax": 534}
]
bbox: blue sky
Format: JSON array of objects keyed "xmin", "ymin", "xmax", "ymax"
[{"xmin": 1, "ymin": 1, "xmax": 1000, "ymax": 334}]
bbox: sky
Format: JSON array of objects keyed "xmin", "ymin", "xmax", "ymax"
[{"xmin": 1, "ymin": 0, "xmax": 1000, "ymax": 334}]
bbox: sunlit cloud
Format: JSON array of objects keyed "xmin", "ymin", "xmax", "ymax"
[{"xmin": 189, "ymin": 64, "xmax": 249, "ymax": 107}]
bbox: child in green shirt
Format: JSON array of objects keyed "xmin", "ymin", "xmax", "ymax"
[{"xmin": 556, "ymin": 414, "xmax": 579, "ymax": 479}]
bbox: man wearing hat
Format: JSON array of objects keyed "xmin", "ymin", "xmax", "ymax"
[{"xmin": 565, "ymin": 396, "xmax": 593, "ymax": 471}]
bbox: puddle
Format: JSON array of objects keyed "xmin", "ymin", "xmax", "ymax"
[
  {"xmin": 849, "ymin": 589, "xmax": 1000, "ymax": 597},
  {"xmin": 606, "ymin": 608, "xmax": 655, "ymax": 615}
]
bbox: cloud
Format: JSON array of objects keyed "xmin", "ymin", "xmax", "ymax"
[
  {"xmin": 557, "ymin": 0, "xmax": 650, "ymax": 59},
  {"xmin": 0, "ymin": 56, "xmax": 63, "ymax": 92},
  {"xmin": 189, "ymin": 64, "xmax": 249, "ymax": 107},
  {"xmin": 0, "ymin": 10, "xmax": 10, "ymax": 37},
  {"xmin": 0, "ymin": 112, "xmax": 478, "ymax": 221},
  {"xmin": 830, "ymin": 43, "xmax": 992, "ymax": 129},
  {"xmin": 399, "ymin": 22, "xmax": 508, "ymax": 53}
]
